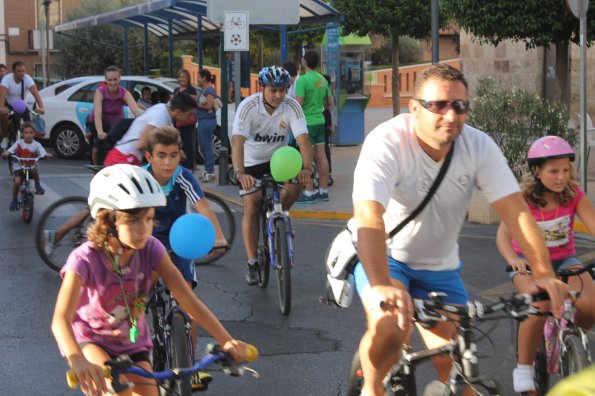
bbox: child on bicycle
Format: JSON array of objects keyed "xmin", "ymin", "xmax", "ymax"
[
  {"xmin": 2, "ymin": 121, "xmax": 52, "ymax": 211},
  {"xmin": 51, "ymin": 164, "xmax": 252, "ymax": 396},
  {"xmin": 496, "ymin": 135, "xmax": 595, "ymax": 393}
]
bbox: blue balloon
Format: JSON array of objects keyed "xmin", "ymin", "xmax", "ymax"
[{"xmin": 169, "ymin": 213, "xmax": 215, "ymax": 259}]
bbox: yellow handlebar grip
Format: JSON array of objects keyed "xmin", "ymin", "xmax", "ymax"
[
  {"xmin": 245, "ymin": 344, "xmax": 259, "ymax": 362},
  {"xmin": 66, "ymin": 367, "xmax": 111, "ymax": 388}
]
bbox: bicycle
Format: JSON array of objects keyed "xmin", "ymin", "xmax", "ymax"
[
  {"xmin": 346, "ymin": 291, "xmax": 566, "ymax": 396},
  {"xmin": 35, "ymin": 162, "xmax": 235, "ymax": 271},
  {"xmin": 506, "ymin": 263, "xmax": 594, "ymax": 394},
  {"xmin": 253, "ymin": 174, "xmax": 295, "ymax": 315},
  {"xmin": 7, "ymin": 155, "xmax": 43, "ymax": 223},
  {"xmin": 66, "ymin": 342, "xmax": 259, "ymax": 395}
]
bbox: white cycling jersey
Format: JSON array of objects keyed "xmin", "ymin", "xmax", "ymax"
[
  {"xmin": 1, "ymin": 74, "xmax": 35, "ymax": 107},
  {"xmin": 232, "ymin": 92, "xmax": 308, "ymax": 167}
]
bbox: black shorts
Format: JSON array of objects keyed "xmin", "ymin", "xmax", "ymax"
[
  {"xmin": 13, "ymin": 168, "xmax": 37, "ymax": 180},
  {"xmin": 79, "ymin": 342, "xmax": 151, "ymax": 364}
]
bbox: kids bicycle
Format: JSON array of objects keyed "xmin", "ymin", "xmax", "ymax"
[
  {"xmin": 506, "ymin": 263, "xmax": 594, "ymax": 394},
  {"xmin": 253, "ymin": 174, "xmax": 295, "ymax": 315},
  {"xmin": 346, "ymin": 291, "xmax": 570, "ymax": 396},
  {"xmin": 66, "ymin": 342, "xmax": 258, "ymax": 395},
  {"xmin": 7, "ymin": 155, "xmax": 43, "ymax": 223}
]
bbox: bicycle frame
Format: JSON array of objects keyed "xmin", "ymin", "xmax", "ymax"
[
  {"xmin": 146, "ymin": 281, "xmax": 194, "ymax": 374},
  {"xmin": 260, "ymin": 176, "xmax": 294, "ymax": 270}
]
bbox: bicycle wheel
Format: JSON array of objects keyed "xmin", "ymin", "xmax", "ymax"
[
  {"xmin": 146, "ymin": 301, "xmax": 166, "ymax": 372},
  {"xmin": 35, "ymin": 196, "xmax": 91, "ymax": 272},
  {"xmin": 257, "ymin": 209, "xmax": 270, "ymax": 288},
  {"xmin": 274, "ymin": 219, "xmax": 291, "ymax": 315},
  {"xmin": 347, "ymin": 351, "xmax": 364, "ymax": 396},
  {"xmin": 170, "ymin": 312, "xmax": 192, "ymax": 396},
  {"xmin": 560, "ymin": 333, "xmax": 590, "ymax": 378},
  {"xmin": 191, "ymin": 191, "xmax": 236, "ymax": 265},
  {"xmin": 534, "ymin": 337, "xmax": 550, "ymax": 394},
  {"xmin": 22, "ymin": 192, "xmax": 34, "ymax": 223}
]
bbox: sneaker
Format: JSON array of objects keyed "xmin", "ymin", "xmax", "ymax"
[
  {"xmin": 201, "ymin": 173, "xmax": 216, "ymax": 183},
  {"xmin": 191, "ymin": 371, "xmax": 212, "ymax": 391},
  {"xmin": 246, "ymin": 261, "xmax": 259, "ymax": 285},
  {"xmin": 513, "ymin": 366, "xmax": 536, "ymax": 393},
  {"xmin": 35, "ymin": 183, "xmax": 45, "ymax": 195},
  {"xmin": 8, "ymin": 199, "xmax": 17, "ymax": 211},
  {"xmin": 44, "ymin": 230, "xmax": 56, "ymax": 255},
  {"xmin": 296, "ymin": 192, "xmax": 318, "ymax": 204},
  {"xmin": 318, "ymin": 192, "xmax": 329, "ymax": 201}
]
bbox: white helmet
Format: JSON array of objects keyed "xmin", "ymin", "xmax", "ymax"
[{"xmin": 88, "ymin": 164, "xmax": 166, "ymax": 218}]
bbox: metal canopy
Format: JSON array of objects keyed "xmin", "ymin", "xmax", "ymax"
[{"xmin": 55, "ymin": 0, "xmax": 341, "ymax": 37}]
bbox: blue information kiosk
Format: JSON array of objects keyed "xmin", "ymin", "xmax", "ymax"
[{"xmin": 322, "ymin": 27, "xmax": 371, "ymax": 145}]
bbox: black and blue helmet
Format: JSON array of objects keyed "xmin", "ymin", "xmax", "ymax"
[{"xmin": 258, "ymin": 66, "xmax": 291, "ymax": 88}]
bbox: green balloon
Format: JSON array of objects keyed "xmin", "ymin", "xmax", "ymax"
[{"xmin": 270, "ymin": 146, "xmax": 303, "ymax": 181}]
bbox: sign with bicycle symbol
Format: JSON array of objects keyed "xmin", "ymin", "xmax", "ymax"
[{"xmin": 224, "ymin": 11, "xmax": 249, "ymax": 52}]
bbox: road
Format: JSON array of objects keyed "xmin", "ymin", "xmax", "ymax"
[{"xmin": 1, "ymin": 157, "xmax": 594, "ymax": 395}]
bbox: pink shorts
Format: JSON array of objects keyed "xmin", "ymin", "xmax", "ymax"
[{"xmin": 103, "ymin": 148, "xmax": 141, "ymax": 166}]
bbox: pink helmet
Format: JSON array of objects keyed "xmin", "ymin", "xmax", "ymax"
[{"xmin": 527, "ymin": 136, "xmax": 575, "ymax": 167}]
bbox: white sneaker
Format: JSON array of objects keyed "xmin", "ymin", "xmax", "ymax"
[
  {"xmin": 44, "ymin": 229, "xmax": 56, "ymax": 255},
  {"xmin": 513, "ymin": 366, "xmax": 536, "ymax": 393}
]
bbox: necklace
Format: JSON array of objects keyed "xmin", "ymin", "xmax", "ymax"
[{"xmin": 103, "ymin": 243, "xmax": 140, "ymax": 343}]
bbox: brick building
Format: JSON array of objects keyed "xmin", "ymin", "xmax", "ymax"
[{"xmin": 0, "ymin": 0, "xmax": 84, "ymax": 81}]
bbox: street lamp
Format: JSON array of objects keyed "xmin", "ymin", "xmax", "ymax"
[{"xmin": 43, "ymin": 0, "xmax": 51, "ymax": 88}]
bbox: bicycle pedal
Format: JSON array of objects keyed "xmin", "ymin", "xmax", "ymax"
[{"xmin": 191, "ymin": 372, "xmax": 212, "ymax": 392}]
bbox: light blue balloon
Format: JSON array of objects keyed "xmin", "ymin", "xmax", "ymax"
[{"xmin": 169, "ymin": 213, "xmax": 215, "ymax": 259}]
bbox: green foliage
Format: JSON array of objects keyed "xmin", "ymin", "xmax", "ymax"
[
  {"xmin": 371, "ymin": 36, "xmax": 422, "ymax": 66},
  {"xmin": 468, "ymin": 77, "xmax": 576, "ymax": 177},
  {"xmin": 442, "ymin": 0, "xmax": 595, "ymax": 48}
]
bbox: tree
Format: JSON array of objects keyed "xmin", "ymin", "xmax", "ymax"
[
  {"xmin": 442, "ymin": 0, "xmax": 595, "ymax": 107},
  {"xmin": 332, "ymin": 0, "xmax": 440, "ymax": 115}
]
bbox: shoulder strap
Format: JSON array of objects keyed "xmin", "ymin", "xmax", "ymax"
[
  {"xmin": 387, "ymin": 141, "xmax": 455, "ymax": 239},
  {"xmin": 21, "ymin": 79, "xmax": 24, "ymax": 100}
]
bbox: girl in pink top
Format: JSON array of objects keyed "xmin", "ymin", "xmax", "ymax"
[
  {"xmin": 51, "ymin": 165, "xmax": 253, "ymax": 396},
  {"xmin": 497, "ymin": 136, "xmax": 595, "ymax": 393}
]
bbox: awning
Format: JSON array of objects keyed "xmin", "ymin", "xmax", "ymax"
[{"xmin": 55, "ymin": 0, "xmax": 342, "ymax": 37}]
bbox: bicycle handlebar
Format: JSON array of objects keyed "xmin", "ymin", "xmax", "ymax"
[
  {"xmin": 66, "ymin": 343, "xmax": 259, "ymax": 391},
  {"xmin": 504, "ymin": 262, "xmax": 595, "ymax": 279}
]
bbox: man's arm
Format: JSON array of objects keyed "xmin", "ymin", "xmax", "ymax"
[
  {"xmin": 231, "ymin": 134, "xmax": 254, "ymax": 191},
  {"xmin": 354, "ymin": 200, "xmax": 391, "ymax": 286},
  {"xmin": 137, "ymin": 124, "xmax": 156, "ymax": 151},
  {"xmin": 295, "ymin": 134, "xmax": 314, "ymax": 184},
  {"xmin": 492, "ymin": 192, "xmax": 569, "ymax": 314},
  {"xmin": 29, "ymin": 85, "xmax": 45, "ymax": 114},
  {"xmin": 0, "ymin": 85, "xmax": 8, "ymax": 112}
]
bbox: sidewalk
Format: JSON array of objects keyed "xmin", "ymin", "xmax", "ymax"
[{"xmin": 200, "ymin": 106, "xmax": 595, "ymax": 228}]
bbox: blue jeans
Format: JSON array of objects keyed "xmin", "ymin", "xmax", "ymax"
[{"xmin": 197, "ymin": 117, "xmax": 216, "ymax": 174}]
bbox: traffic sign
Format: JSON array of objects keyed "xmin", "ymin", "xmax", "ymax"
[
  {"xmin": 224, "ymin": 11, "xmax": 249, "ymax": 52},
  {"xmin": 566, "ymin": 0, "xmax": 589, "ymax": 18}
]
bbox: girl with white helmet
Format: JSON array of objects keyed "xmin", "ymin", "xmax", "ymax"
[
  {"xmin": 496, "ymin": 136, "xmax": 595, "ymax": 393},
  {"xmin": 51, "ymin": 164, "xmax": 253, "ymax": 396}
]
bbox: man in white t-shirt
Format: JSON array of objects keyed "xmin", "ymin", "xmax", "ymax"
[
  {"xmin": 0, "ymin": 61, "xmax": 45, "ymax": 151},
  {"xmin": 352, "ymin": 64, "xmax": 570, "ymax": 396},
  {"xmin": 103, "ymin": 92, "xmax": 196, "ymax": 166},
  {"xmin": 231, "ymin": 65, "xmax": 313, "ymax": 285}
]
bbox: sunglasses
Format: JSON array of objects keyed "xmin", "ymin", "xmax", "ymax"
[{"xmin": 415, "ymin": 99, "xmax": 470, "ymax": 115}]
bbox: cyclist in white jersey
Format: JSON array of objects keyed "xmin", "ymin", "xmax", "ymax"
[{"xmin": 231, "ymin": 65, "xmax": 313, "ymax": 285}]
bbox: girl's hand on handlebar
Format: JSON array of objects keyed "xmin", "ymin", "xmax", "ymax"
[
  {"xmin": 68, "ymin": 355, "xmax": 107, "ymax": 396},
  {"xmin": 508, "ymin": 257, "xmax": 530, "ymax": 274},
  {"xmin": 222, "ymin": 340, "xmax": 259, "ymax": 363}
]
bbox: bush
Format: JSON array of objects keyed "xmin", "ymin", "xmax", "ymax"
[
  {"xmin": 370, "ymin": 36, "xmax": 422, "ymax": 66},
  {"xmin": 468, "ymin": 77, "xmax": 576, "ymax": 178}
]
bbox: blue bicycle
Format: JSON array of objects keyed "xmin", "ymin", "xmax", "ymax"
[
  {"xmin": 66, "ymin": 343, "xmax": 259, "ymax": 394},
  {"xmin": 254, "ymin": 174, "xmax": 295, "ymax": 315}
]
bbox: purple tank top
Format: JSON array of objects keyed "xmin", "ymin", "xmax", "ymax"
[{"xmin": 90, "ymin": 84, "xmax": 127, "ymax": 127}]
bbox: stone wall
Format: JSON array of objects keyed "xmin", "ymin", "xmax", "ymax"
[{"xmin": 458, "ymin": 30, "xmax": 544, "ymax": 99}]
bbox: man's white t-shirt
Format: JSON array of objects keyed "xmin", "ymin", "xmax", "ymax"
[
  {"xmin": 1, "ymin": 74, "xmax": 35, "ymax": 106},
  {"xmin": 115, "ymin": 103, "xmax": 172, "ymax": 161},
  {"xmin": 232, "ymin": 92, "xmax": 308, "ymax": 167},
  {"xmin": 352, "ymin": 113, "xmax": 520, "ymax": 271}
]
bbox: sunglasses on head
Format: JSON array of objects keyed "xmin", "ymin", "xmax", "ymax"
[{"xmin": 415, "ymin": 99, "xmax": 470, "ymax": 115}]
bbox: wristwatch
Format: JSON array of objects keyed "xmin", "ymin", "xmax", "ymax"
[{"xmin": 232, "ymin": 168, "xmax": 242, "ymax": 179}]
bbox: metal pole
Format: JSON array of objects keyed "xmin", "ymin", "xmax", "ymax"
[
  {"xmin": 43, "ymin": 0, "xmax": 51, "ymax": 87},
  {"xmin": 431, "ymin": 0, "xmax": 439, "ymax": 64},
  {"xmin": 579, "ymin": 2, "xmax": 588, "ymax": 192},
  {"xmin": 234, "ymin": 51, "xmax": 241, "ymax": 106}
]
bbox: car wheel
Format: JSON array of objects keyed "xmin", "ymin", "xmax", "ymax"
[
  {"xmin": 52, "ymin": 123, "xmax": 86, "ymax": 159},
  {"xmin": 197, "ymin": 127, "xmax": 222, "ymax": 164}
]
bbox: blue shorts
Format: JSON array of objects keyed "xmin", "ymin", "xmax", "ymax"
[
  {"xmin": 170, "ymin": 252, "xmax": 197, "ymax": 289},
  {"xmin": 354, "ymin": 257, "xmax": 469, "ymax": 304}
]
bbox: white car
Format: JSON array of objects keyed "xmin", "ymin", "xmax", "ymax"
[{"xmin": 29, "ymin": 76, "xmax": 173, "ymax": 159}]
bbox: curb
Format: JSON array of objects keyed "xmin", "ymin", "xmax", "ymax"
[{"xmin": 203, "ymin": 186, "xmax": 351, "ymax": 221}]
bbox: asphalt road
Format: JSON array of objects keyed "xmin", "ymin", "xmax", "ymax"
[{"xmin": 1, "ymin": 157, "xmax": 594, "ymax": 395}]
